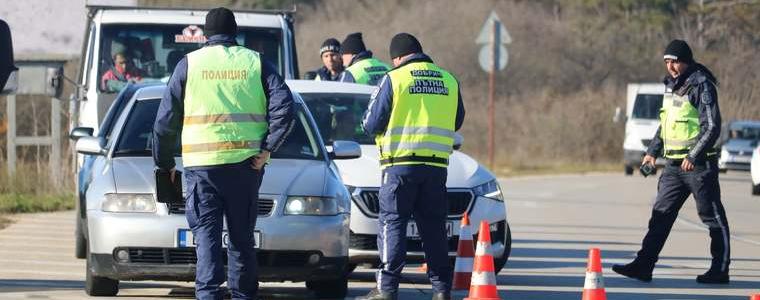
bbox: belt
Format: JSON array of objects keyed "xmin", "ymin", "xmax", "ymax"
[
  {"xmin": 667, "ymin": 157, "xmax": 718, "ymax": 166},
  {"xmin": 380, "ymin": 156, "xmax": 448, "ymax": 165}
]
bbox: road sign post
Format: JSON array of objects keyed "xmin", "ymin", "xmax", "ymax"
[{"xmin": 477, "ymin": 11, "xmax": 510, "ymax": 169}]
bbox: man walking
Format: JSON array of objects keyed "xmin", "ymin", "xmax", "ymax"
[
  {"xmin": 339, "ymin": 32, "xmax": 390, "ymax": 85},
  {"xmin": 613, "ymin": 39, "xmax": 730, "ymax": 284},
  {"xmin": 152, "ymin": 7, "xmax": 295, "ymax": 299},
  {"xmin": 358, "ymin": 33, "xmax": 465, "ymax": 300}
]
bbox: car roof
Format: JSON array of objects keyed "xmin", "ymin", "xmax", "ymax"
[
  {"xmin": 132, "ymin": 84, "xmax": 306, "ymax": 104},
  {"xmin": 729, "ymin": 120, "xmax": 760, "ymax": 130},
  {"xmin": 285, "ymin": 80, "xmax": 375, "ymax": 95},
  {"xmin": 97, "ymin": 8, "xmax": 285, "ymax": 28}
]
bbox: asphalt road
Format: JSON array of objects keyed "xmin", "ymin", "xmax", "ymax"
[{"xmin": 0, "ymin": 171, "xmax": 758, "ymax": 299}]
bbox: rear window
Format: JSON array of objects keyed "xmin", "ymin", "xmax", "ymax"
[{"xmin": 632, "ymin": 94, "xmax": 663, "ymax": 120}]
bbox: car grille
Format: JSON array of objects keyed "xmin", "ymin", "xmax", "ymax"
[
  {"xmin": 120, "ymin": 247, "xmax": 318, "ymax": 267},
  {"xmin": 168, "ymin": 198, "xmax": 275, "ymax": 216},
  {"xmin": 354, "ymin": 190, "xmax": 474, "ymax": 218}
]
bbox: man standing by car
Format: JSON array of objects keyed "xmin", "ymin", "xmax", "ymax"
[
  {"xmin": 313, "ymin": 38, "xmax": 344, "ymax": 81},
  {"xmin": 358, "ymin": 33, "xmax": 465, "ymax": 300},
  {"xmin": 339, "ymin": 32, "xmax": 390, "ymax": 85},
  {"xmin": 152, "ymin": 7, "xmax": 295, "ymax": 299},
  {"xmin": 613, "ymin": 39, "xmax": 730, "ymax": 284}
]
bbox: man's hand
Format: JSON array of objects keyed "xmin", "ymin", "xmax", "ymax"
[
  {"xmin": 681, "ymin": 158, "xmax": 695, "ymax": 172},
  {"xmin": 252, "ymin": 150, "xmax": 270, "ymax": 170},
  {"xmin": 642, "ymin": 154, "xmax": 656, "ymax": 167}
]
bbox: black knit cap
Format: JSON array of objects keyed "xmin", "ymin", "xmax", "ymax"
[
  {"xmin": 663, "ymin": 39, "xmax": 694, "ymax": 63},
  {"xmin": 320, "ymin": 38, "xmax": 341, "ymax": 55},
  {"xmin": 204, "ymin": 7, "xmax": 237, "ymax": 37},
  {"xmin": 340, "ymin": 32, "xmax": 366, "ymax": 55},
  {"xmin": 389, "ymin": 33, "xmax": 422, "ymax": 59}
]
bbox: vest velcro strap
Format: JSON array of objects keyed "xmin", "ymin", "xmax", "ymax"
[
  {"xmin": 182, "ymin": 140, "xmax": 261, "ymax": 153},
  {"xmin": 380, "ymin": 156, "xmax": 448, "ymax": 165},
  {"xmin": 387, "ymin": 126, "xmax": 455, "ymax": 138},
  {"xmin": 382, "ymin": 141, "xmax": 453, "ymax": 153},
  {"xmin": 184, "ymin": 113, "xmax": 266, "ymax": 125}
]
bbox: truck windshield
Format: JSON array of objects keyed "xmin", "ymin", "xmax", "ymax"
[
  {"xmin": 114, "ymin": 99, "xmax": 324, "ymax": 161},
  {"xmin": 99, "ymin": 24, "xmax": 282, "ymax": 93},
  {"xmin": 632, "ymin": 94, "xmax": 663, "ymax": 120},
  {"xmin": 301, "ymin": 93, "xmax": 375, "ymax": 145}
]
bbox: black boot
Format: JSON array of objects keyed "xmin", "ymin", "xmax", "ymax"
[
  {"xmin": 696, "ymin": 269, "xmax": 729, "ymax": 284},
  {"xmin": 356, "ymin": 289, "xmax": 398, "ymax": 300},
  {"xmin": 612, "ymin": 259, "xmax": 654, "ymax": 282},
  {"xmin": 431, "ymin": 292, "xmax": 451, "ymax": 300}
]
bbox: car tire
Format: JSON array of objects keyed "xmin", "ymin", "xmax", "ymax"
[
  {"xmin": 306, "ymin": 277, "xmax": 348, "ymax": 299},
  {"xmin": 493, "ymin": 222, "xmax": 512, "ymax": 274},
  {"xmin": 75, "ymin": 218, "xmax": 87, "ymax": 259},
  {"xmin": 752, "ymin": 183, "xmax": 760, "ymax": 196},
  {"xmin": 85, "ymin": 252, "xmax": 119, "ymax": 296},
  {"xmin": 625, "ymin": 165, "xmax": 634, "ymax": 176}
]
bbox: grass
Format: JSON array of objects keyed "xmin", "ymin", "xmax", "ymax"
[
  {"xmin": 492, "ymin": 162, "xmax": 621, "ymax": 178},
  {"xmin": 0, "ymin": 162, "xmax": 76, "ymax": 226},
  {"xmin": 0, "ymin": 193, "xmax": 75, "ymax": 214}
]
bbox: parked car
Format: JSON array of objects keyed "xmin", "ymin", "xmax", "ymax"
[
  {"xmin": 751, "ymin": 145, "xmax": 760, "ymax": 195},
  {"xmin": 718, "ymin": 120, "xmax": 760, "ymax": 172},
  {"xmin": 616, "ymin": 83, "xmax": 666, "ymax": 175},
  {"xmin": 72, "ymin": 84, "xmax": 356, "ymax": 297},
  {"xmin": 291, "ymin": 80, "xmax": 512, "ymax": 274}
]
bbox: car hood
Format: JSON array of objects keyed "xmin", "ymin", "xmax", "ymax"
[
  {"xmin": 332, "ymin": 145, "xmax": 493, "ymax": 188},
  {"xmin": 110, "ymin": 157, "xmax": 328, "ymax": 197},
  {"xmin": 724, "ymin": 139, "xmax": 758, "ymax": 152}
]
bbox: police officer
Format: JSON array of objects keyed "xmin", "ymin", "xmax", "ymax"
[
  {"xmin": 339, "ymin": 32, "xmax": 390, "ymax": 85},
  {"xmin": 313, "ymin": 38, "xmax": 344, "ymax": 81},
  {"xmin": 358, "ymin": 33, "xmax": 465, "ymax": 300},
  {"xmin": 152, "ymin": 7, "xmax": 295, "ymax": 299},
  {"xmin": 613, "ymin": 39, "xmax": 730, "ymax": 284}
]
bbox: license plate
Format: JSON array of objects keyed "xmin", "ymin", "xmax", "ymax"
[
  {"xmin": 178, "ymin": 229, "xmax": 261, "ymax": 248},
  {"xmin": 407, "ymin": 222, "xmax": 453, "ymax": 239}
]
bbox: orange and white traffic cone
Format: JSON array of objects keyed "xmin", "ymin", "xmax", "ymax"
[
  {"xmin": 464, "ymin": 221, "xmax": 502, "ymax": 300},
  {"xmin": 750, "ymin": 294, "xmax": 760, "ymax": 300},
  {"xmin": 582, "ymin": 248, "xmax": 607, "ymax": 300},
  {"xmin": 453, "ymin": 213, "xmax": 475, "ymax": 290}
]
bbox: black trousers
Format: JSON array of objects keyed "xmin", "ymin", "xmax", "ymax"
[{"xmin": 637, "ymin": 159, "xmax": 731, "ymax": 272}]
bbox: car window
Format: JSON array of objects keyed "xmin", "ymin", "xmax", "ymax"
[
  {"xmin": 301, "ymin": 93, "xmax": 374, "ymax": 145},
  {"xmin": 98, "ymin": 24, "xmax": 283, "ymax": 94},
  {"xmin": 113, "ymin": 99, "xmax": 323, "ymax": 160},
  {"xmin": 632, "ymin": 94, "xmax": 663, "ymax": 120}
]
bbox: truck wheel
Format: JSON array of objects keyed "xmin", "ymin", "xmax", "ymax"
[
  {"xmin": 75, "ymin": 218, "xmax": 86, "ymax": 259},
  {"xmin": 85, "ymin": 252, "xmax": 119, "ymax": 296},
  {"xmin": 625, "ymin": 165, "xmax": 634, "ymax": 176},
  {"xmin": 306, "ymin": 277, "xmax": 348, "ymax": 299},
  {"xmin": 752, "ymin": 183, "xmax": 760, "ymax": 196},
  {"xmin": 493, "ymin": 223, "xmax": 512, "ymax": 274}
]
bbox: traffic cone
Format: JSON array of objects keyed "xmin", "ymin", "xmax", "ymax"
[
  {"xmin": 453, "ymin": 213, "xmax": 476, "ymax": 290},
  {"xmin": 464, "ymin": 221, "xmax": 501, "ymax": 300},
  {"xmin": 750, "ymin": 294, "xmax": 760, "ymax": 300},
  {"xmin": 582, "ymin": 248, "xmax": 607, "ymax": 300}
]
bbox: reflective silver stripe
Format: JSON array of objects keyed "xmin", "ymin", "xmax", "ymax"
[
  {"xmin": 711, "ymin": 202, "xmax": 730, "ymax": 272},
  {"xmin": 470, "ymin": 271, "xmax": 497, "ymax": 285},
  {"xmin": 663, "ymin": 138, "xmax": 697, "ymax": 148},
  {"xmin": 454, "ymin": 257, "xmax": 474, "ymax": 272},
  {"xmin": 182, "ymin": 140, "xmax": 261, "ymax": 153},
  {"xmin": 382, "ymin": 141, "xmax": 452, "ymax": 153},
  {"xmin": 475, "ymin": 241, "xmax": 492, "ymax": 256},
  {"xmin": 584, "ymin": 271, "xmax": 605, "ymax": 289},
  {"xmin": 386, "ymin": 126, "xmax": 455, "ymax": 139},
  {"xmin": 184, "ymin": 113, "xmax": 266, "ymax": 125}
]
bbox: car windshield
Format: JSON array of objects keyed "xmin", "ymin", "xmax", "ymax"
[
  {"xmin": 632, "ymin": 94, "xmax": 663, "ymax": 120},
  {"xmin": 301, "ymin": 93, "xmax": 375, "ymax": 145},
  {"xmin": 99, "ymin": 24, "xmax": 283, "ymax": 93},
  {"xmin": 113, "ymin": 99, "xmax": 323, "ymax": 160},
  {"xmin": 729, "ymin": 126, "xmax": 760, "ymax": 141}
]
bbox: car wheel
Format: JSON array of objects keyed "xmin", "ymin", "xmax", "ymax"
[
  {"xmin": 752, "ymin": 183, "xmax": 760, "ymax": 196},
  {"xmin": 493, "ymin": 222, "xmax": 512, "ymax": 274},
  {"xmin": 306, "ymin": 277, "xmax": 348, "ymax": 299},
  {"xmin": 625, "ymin": 165, "xmax": 634, "ymax": 176},
  {"xmin": 75, "ymin": 218, "xmax": 87, "ymax": 259},
  {"xmin": 85, "ymin": 251, "xmax": 119, "ymax": 296}
]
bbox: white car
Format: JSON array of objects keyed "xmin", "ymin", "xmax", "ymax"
[
  {"xmin": 751, "ymin": 144, "xmax": 760, "ymax": 195},
  {"xmin": 290, "ymin": 80, "xmax": 512, "ymax": 274}
]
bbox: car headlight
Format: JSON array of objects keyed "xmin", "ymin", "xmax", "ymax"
[
  {"xmin": 284, "ymin": 196, "xmax": 342, "ymax": 215},
  {"xmin": 472, "ymin": 180, "xmax": 503, "ymax": 201},
  {"xmin": 102, "ymin": 193, "xmax": 156, "ymax": 213}
]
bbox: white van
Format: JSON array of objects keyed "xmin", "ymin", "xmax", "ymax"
[
  {"xmin": 619, "ymin": 83, "xmax": 665, "ymax": 175},
  {"xmin": 71, "ymin": 5, "xmax": 299, "ymax": 136}
]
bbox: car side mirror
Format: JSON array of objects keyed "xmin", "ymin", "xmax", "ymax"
[
  {"xmin": 329, "ymin": 140, "xmax": 361, "ymax": 160},
  {"xmin": 69, "ymin": 127, "xmax": 94, "ymax": 141},
  {"xmin": 1, "ymin": 19, "xmax": 18, "ymax": 95},
  {"xmin": 453, "ymin": 133, "xmax": 463, "ymax": 150},
  {"xmin": 1, "ymin": 69, "xmax": 17, "ymax": 95},
  {"xmin": 76, "ymin": 136, "xmax": 105, "ymax": 155}
]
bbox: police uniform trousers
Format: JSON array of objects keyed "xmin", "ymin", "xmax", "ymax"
[
  {"xmin": 185, "ymin": 159, "xmax": 264, "ymax": 300},
  {"xmin": 376, "ymin": 164, "xmax": 452, "ymax": 293},
  {"xmin": 637, "ymin": 158, "xmax": 730, "ymax": 272}
]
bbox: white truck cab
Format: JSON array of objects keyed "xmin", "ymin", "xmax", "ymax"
[
  {"xmin": 620, "ymin": 83, "xmax": 665, "ymax": 175},
  {"xmin": 72, "ymin": 5, "xmax": 299, "ymax": 135}
]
